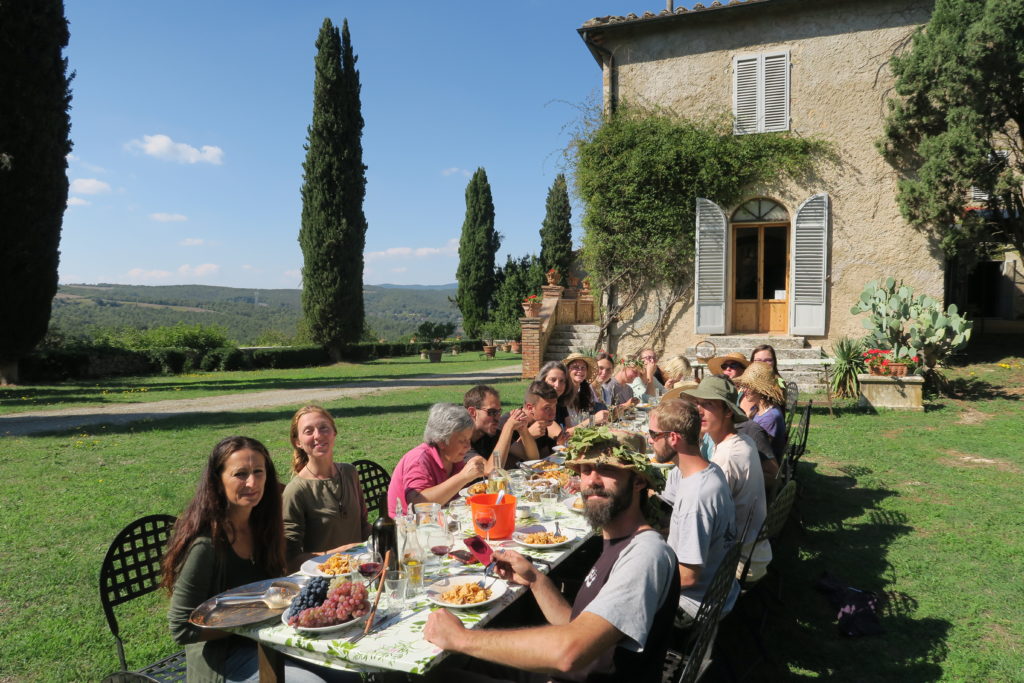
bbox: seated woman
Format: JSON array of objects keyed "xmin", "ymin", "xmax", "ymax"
[
  {"xmin": 593, "ymin": 351, "xmax": 636, "ymax": 412},
  {"xmin": 631, "ymin": 348, "xmax": 665, "ymax": 401},
  {"xmin": 387, "ymin": 403, "xmax": 486, "ymax": 516},
  {"xmin": 536, "ymin": 360, "xmax": 573, "ymax": 430},
  {"xmin": 164, "ymin": 436, "xmax": 337, "ymax": 682},
  {"xmin": 562, "ymin": 352, "xmax": 609, "ymax": 430},
  {"xmin": 660, "ymin": 354, "xmax": 695, "ymax": 390},
  {"xmin": 283, "ymin": 405, "xmax": 370, "ymax": 572},
  {"xmin": 735, "ymin": 361, "xmax": 787, "ymax": 460}
]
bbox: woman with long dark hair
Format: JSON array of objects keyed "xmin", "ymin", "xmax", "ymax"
[
  {"xmin": 163, "ymin": 437, "xmax": 286, "ymax": 681},
  {"xmin": 749, "ymin": 344, "xmax": 785, "ymax": 387},
  {"xmin": 561, "ymin": 353, "xmax": 609, "ymax": 430},
  {"xmin": 283, "ymin": 405, "xmax": 370, "ymax": 571},
  {"xmin": 536, "ymin": 360, "xmax": 572, "ymax": 428}
]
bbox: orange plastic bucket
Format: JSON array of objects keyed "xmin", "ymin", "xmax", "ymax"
[{"xmin": 467, "ymin": 493, "xmax": 518, "ymax": 539}]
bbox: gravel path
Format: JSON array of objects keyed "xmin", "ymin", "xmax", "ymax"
[{"xmin": 0, "ymin": 364, "xmax": 523, "ymax": 437}]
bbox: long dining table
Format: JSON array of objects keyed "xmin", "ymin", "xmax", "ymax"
[{"xmin": 234, "ymin": 507, "xmax": 595, "ymax": 680}]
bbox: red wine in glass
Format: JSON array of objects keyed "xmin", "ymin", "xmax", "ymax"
[
  {"xmin": 430, "ymin": 544, "xmax": 452, "ymax": 557},
  {"xmin": 475, "ymin": 513, "xmax": 497, "ymax": 542},
  {"xmin": 358, "ymin": 561, "xmax": 382, "ymax": 579}
]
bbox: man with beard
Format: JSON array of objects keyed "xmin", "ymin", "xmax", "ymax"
[
  {"xmin": 424, "ymin": 428, "xmax": 679, "ymax": 682},
  {"xmin": 464, "ymin": 385, "xmax": 530, "ymax": 469},
  {"xmin": 650, "ymin": 399, "xmax": 739, "ymax": 624}
]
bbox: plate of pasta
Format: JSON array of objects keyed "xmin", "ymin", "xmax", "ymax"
[
  {"xmin": 512, "ymin": 527, "xmax": 574, "ymax": 549},
  {"xmin": 425, "ymin": 574, "xmax": 508, "ymax": 609},
  {"xmin": 300, "ymin": 552, "xmax": 358, "ymax": 578}
]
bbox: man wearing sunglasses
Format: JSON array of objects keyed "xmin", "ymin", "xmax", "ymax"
[
  {"xmin": 649, "ymin": 399, "xmax": 739, "ymax": 625},
  {"xmin": 464, "ymin": 385, "xmax": 530, "ymax": 470}
]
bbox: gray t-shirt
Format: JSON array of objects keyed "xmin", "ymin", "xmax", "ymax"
[
  {"xmin": 665, "ymin": 463, "xmax": 739, "ymax": 617},
  {"xmin": 581, "ymin": 530, "xmax": 678, "ymax": 652}
]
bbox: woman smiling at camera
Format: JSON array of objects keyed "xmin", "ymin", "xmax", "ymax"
[{"xmin": 282, "ymin": 405, "xmax": 370, "ymax": 572}]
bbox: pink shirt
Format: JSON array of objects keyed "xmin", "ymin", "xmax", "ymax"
[{"xmin": 386, "ymin": 442, "xmax": 464, "ymax": 517}]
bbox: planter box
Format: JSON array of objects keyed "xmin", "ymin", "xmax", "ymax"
[{"xmin": 857, "ymin": 374, "xmax": 924, "ymax": 411}]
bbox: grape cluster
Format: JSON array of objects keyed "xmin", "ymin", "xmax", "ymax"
[
  {"xmin": 288, "ymin": 579, "xmax": 371, "ymax": 628},
  {"xmin": 287, "ymin": 576, "xmax": 330, "ymax": 619}
]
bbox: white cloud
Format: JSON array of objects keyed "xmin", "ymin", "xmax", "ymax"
[
  {"xmin": 151, "ymin": 212, "xmax": 188, "ymax": 222},
  {"xmin": 366, "ymin": 238, "xmax": 458, "ymax": 262},
  {"xmin": 126, "ymin": 268, "xmax": 172, "ymax": 280},
  {"xmin": 178, "ymin": 263, "xmax": 220, "ymax": 277},
  {"xmin": 66, "ymin": 197, "xmax": 90, "ymax": 207},
  {"xmin": 441, "ymin": 167, "xmax": 471, "ymax": 177},
  {"xmin": 70, "ymin": 178, "xmax": 111, "ymax": 194},
  {"xmin": 179, "ymin": 238, "xmax": 205, "ymax": 246},
  {"xmin": 126, "ymin": 134, "xmax": 224, "ymax": 165},
  {"xmin": 66, "ymin": 153, "xmax": 79, "ymax": 162}
]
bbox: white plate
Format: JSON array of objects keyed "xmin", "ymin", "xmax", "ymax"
[
  {"xmin": 649, "ymin": 459, "xmax": 675, "ymax": 470},
  {"xmin": 300, "ymin": 552, "xmax": 360, "ymax": 578},
  {"xmin": 460, "ymin": 482, "xmax": 489, "ymax": 498},
  {"xmin": 512, "ymin": 526, "xmax": 576, "ymax": 549},
  {"xmin": 425, "ymin": 574, "xmax": 507, "ymax": 609},
  {"xmin": 281, "ymin": 605, "xmax": 368, "ymax": 635},
  {"xmin": 563, "ymin": 496, "xmax": 585, "ymax": 514},
  {"xmin": 551, "ymin": 445, "xmax": 567, "ymax": 453}
]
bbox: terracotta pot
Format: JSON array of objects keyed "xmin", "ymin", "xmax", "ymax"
[
  {"xmin": 510, "ymin": 340, "xmax": 522, "ymax": 353},
  {"xmin": 887, "ymin": 363, "xmax": 909, "ymax": 377},
  {"xmin": 545, "ymin": 270, "xmax": 560, "ymax": 286},
  {"xmin": 522, "ymin": 302, "xmax": 541, "ymax": 317},
  {"xmin": 502, "ymin": 343, "xmax": 512, "ymax": 352},
  {"xmin": 483, "ymin": 345, "xmax": 496, "ymax": 358},
  {"xmin": 427, "ymin": 350, "xmax": 443, "ymax": 363}
]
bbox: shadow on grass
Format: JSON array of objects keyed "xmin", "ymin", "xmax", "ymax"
[{"xmin": 710, "ymin": 460, "xmax": 951, "ymax": 682}]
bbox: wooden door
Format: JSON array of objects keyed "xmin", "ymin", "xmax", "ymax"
[{"xmin": 732, "ymin": 224, "xmax": 789, "ymax": 333}]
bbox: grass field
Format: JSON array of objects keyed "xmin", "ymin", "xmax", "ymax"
[
  {"xmin": 0, "ymin": 352, "xmax": 522, "ymax": 415},
  {"xmin": 0, "ymin": 344, "xmax": 1021, "ymax": 681}
]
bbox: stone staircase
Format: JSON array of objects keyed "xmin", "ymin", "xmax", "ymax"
[
  {"xmin": 685, "ymin": 335, "xmax": 829, "ymax": 394},
  {"xmin": 544, "ymin": 324, "xmax": 602, "ymax": 361}
]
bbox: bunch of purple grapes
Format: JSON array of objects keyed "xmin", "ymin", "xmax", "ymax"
[
  {"xmin": 288, "ymin": 580, "xmax": 370, "ymax": 628},
  {"xmin": 286, "ymin": 576, "xmax": 329, "ymax": 619}
]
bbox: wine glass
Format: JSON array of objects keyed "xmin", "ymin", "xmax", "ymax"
[
  {"xmin": 427, "ymin": 526, "xmax": 455, "ymax": 564},
  {"xmin": 356, "ymin": 550, "xmax": 383, "ymax": 587},
  {"xmin": 474, "ymin": 507, "xmax": 497, "ymax": 543}
]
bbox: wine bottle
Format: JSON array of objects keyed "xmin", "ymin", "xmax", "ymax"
[{"xmin": 370, "ymin": 503, "xmax": 399, "ymax": 571}]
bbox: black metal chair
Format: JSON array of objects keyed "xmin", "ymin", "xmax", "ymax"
[
  {"xmin": 783, "ymin": 381, "xmax": 799, "ymax": 431},
  {"xmin": 663, "ymin": 539, "xmax": 744, "ymax": 683},
  {"xmin": 353, "ymin": 459, "xmax": 392, "ymax": 519},
  {"xmin": 99, "ymin": 514, "xmax": 185, "ymax": 683},
  {"xmin": 739, "ymin": 480, "xmax": 798, "ymax": 589},
  {"xmin": 786, "ymin": 401, "xmax": 813, "ymax": 480}
]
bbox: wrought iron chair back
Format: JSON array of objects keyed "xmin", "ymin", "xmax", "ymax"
[{"xmin": 353, "ymin": 459, "xmax": 392, "ymax": 518}]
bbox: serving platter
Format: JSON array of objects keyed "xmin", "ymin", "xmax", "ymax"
[{"xmin": 189, "ymin": 578, "xmax": 304, "ymax": 629}]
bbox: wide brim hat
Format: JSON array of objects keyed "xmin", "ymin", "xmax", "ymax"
[
  {"xmin": 660, "ymin": 383, "xmax": 699, "ymax": 403},
  {"xmin": 680, "ymin": 375, "xmax": 748, "ymax": 423},
  {"xmin": 707, "ymin": 352, "xmax": 751, "ymax": 376},
  {"xmin": 563, "ymin": 353, "xmax": 597, "ymax": 382},
  {"xmin": 734, "ymin": 360, "xmax": 785, "ymax": 405},
  {"xmin": 562, "ymin": 426, "xmax": 666, "ymax": 493}
]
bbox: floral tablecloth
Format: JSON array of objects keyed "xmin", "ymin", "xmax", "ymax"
[{"xmin": 234, "ymin": 512, "xmax": 593, "ymax": 675}]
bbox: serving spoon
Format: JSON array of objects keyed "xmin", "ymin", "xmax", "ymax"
[{"xmin": 215, "ymin": 583, "xmax": 297, "ymax": 609}]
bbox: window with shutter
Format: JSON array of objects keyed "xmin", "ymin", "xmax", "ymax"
[
  {"xmin": 695, "ymin": 198, "xmax": 728, "ymax": 334},
  {"xmin": 789, "ymin": 193, "xmax": 829, "ymax": 336},
  {"xmin": 733, "ymin": 51, "xmax": 790, "ymax": 135}
]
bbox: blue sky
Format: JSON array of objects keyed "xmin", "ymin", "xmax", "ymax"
[{"xmin": 61, "ymin": 1, "xmax": 696, "ymax": 289}]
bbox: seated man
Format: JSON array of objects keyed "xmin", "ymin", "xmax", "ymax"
[
  {"xmin": 505, "ymin": 381, "xmax": 563, "ymax": 464},
  {"xmin": 424, "ymin": 427, "xmax": 680, "ymax": 682},
  {"xmin": 594, "ymin": 351, "xmax": 636, "ymax": 413},
  {"xmin": 463, "ymin": 384, "xmax": 530, "ymax": 469},
  {"xmin": 682, "ymin": 376, "xmax": 771, "ymax": 582},
  {"xmin": 650, "ymin": 399, "xmax": 739, "ymax": 624}
]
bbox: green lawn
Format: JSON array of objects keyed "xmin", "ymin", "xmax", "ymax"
[
  {"xmin": 0, "ymin": 352, "xmax": 522, "ymax": 414},
  {"xmin": 0, "ymin": 346, "xmax": 1021, "ymax": 681}
]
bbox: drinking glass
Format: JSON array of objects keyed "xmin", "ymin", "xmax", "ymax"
[
  {"xmin": 540, "ymin": 492, "xmax": 559, "ymax": 521},
  {"xmin": 383, "ymin": 570, "xmax": 407, "ymax": 613},
  {"xmin": 426, "ymin": 526, "xmax": 455, "ymax": 565},
  {"xmin": 413, "ymin": 502, "xmax": 442, "ymax": 528},
  {"xmin": 474, "ymin": 507, "xmax": 497, "ymax": 542},
  {"xmin": 356, "ymin": 550, "xmax": 383, "ymax": 587},
  {"xmin": 446, "ymin": 499, "xmax": 468, "ymax": 533},
  {"xmin": 401, "ymin": 555, "xmax": 424, "ymax": 595}
]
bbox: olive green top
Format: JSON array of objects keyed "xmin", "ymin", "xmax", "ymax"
[
  {"xmin": 282, "ymin": 462, "xmax": 370, "ymax": 561},
  {"xmin": 167, "ymin": 536, "xmax": 266, "ymax": 683}
]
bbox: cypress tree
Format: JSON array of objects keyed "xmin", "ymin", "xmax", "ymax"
[
  {"xmin": 298, "ymin": 18, "xmax": 367, "ymax": 361},
  {"xmin": 0, "ymin": 0, "xmax": 72, "ymax": 385},
  {"xmin": 455, "ymin": 168, "xmax": 500, "ymax": 339},
  {"xmin": 539, "ymin": 173, "xmax": 573, "ymax": 278}
]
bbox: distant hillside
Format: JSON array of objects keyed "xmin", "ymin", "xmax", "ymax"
[{"xmin": 52, "ymin": 283, "xmax": 461, "ymax": 344}]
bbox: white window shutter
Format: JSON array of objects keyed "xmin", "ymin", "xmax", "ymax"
[
  {"xmin": 733, "ymin": 56, "xmax": 759, "ymax": 135},
  {"xmin": 789, "ymin": 193, "xmax": 829, "ymax": 336},
  {"xmin": 695, "ymin": 198, "xmax": 728, "ymax": 334},
  {"xmin": 762, "ymin": 51, "xmax": 790, "ymax": 132}
]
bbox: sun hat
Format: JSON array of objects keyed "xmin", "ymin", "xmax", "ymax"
[
  {"xmin": 707, "ymin": 352, "xmax": 751, "ymax": 376},
  {"xmin": 563, "ymin": 352, "xmax": 597, "ymax": 382},
  {"xmin": 733, "ymin": 360, "xmax": 784, "ymax": 406},
  {"xmin": 680, "ymin": 375, "xmax": 748, "ymax": 423},
  {"xmin": 562, "ymin": 426, "xmax": 666, "ymax": 492}
]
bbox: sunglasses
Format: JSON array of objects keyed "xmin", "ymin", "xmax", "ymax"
[
  {"xmin": 721, "ymin": 362, "xmax": 745, "ymax": 370},
  {"xmin": 483, "ymin": 408, "xmax": 501, "ymax": 418},
  {"xmin": 648, "ymin": 429, "xmax": 674, "ymax": 440}
]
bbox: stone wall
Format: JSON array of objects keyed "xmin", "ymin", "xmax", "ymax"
[{"xmin": 586, "ymin": 0, "xmax": 942, "ymax": 356}]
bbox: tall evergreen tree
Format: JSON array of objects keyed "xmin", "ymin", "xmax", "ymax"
[
  {"xmin": 455, "ymin": 168, "xmax": 500, "ymax": 339},
  {"xmin": 539, "ymin": 173, "xmax": 574, "ymax": 278},
  {"xmin": 0, "ymin": 0, "xmax": 72, "ymax": 385},
  {"xmin": 880, "ymin": 0, "xmax": 1024, "ymax": 259},
  {"xmin": 298, "ymin": 18, "xmax": 367, "ymax": 360},
  {"xmin": 490, "ymin": 255, "xmax": 544, "ymax": 339}
]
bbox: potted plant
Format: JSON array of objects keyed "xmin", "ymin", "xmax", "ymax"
[
  {"xmin": 863, "ymin": 348, "xmax": 920, "ymax": 376},
  {"xmin": 522, "ymin": 294, "xmax": 542, "ymax": 317},
  {"xmin": 426, "ymin": 338, "xmax": 445, "ymax": 363},
  {"xmin": 545, "ymin": 268, "xmax": 560, "ymax": 286},
  {"xmin": 481, "ymin": 323, "xmax": 497, "ymax": 358}
]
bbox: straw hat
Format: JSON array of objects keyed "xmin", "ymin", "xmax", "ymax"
[
  {"xmin": 707, "ymin": 352, "xmax": 751, "ymax": 376},
  {"xmin": 734, "ymin": 360, "xmax": 784, "ymax": 406},
  {"xmin": 563, "ymin": 352, "xmax": 597, "ymax": 382},
  {"xmin": 680, "ymin": 375, "xmax": 748, "ymax": 423}
]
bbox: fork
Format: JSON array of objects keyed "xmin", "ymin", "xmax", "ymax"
[
  {"xmin": 554, "ymin": 520, "xmax": 562, "ymax": 537},
  {"xmin": 477, "ymin": 561, "xmax": 499, "ymax": 590}
]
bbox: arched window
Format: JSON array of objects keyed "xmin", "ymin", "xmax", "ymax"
[{"xmin": 731, "ymin": 198, "xmax": 788, "ymax": 223}]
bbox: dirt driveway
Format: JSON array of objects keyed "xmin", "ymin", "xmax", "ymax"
[{"xmin": 0, "ymin": 365, "xmax": 522, "ymax": 437}]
